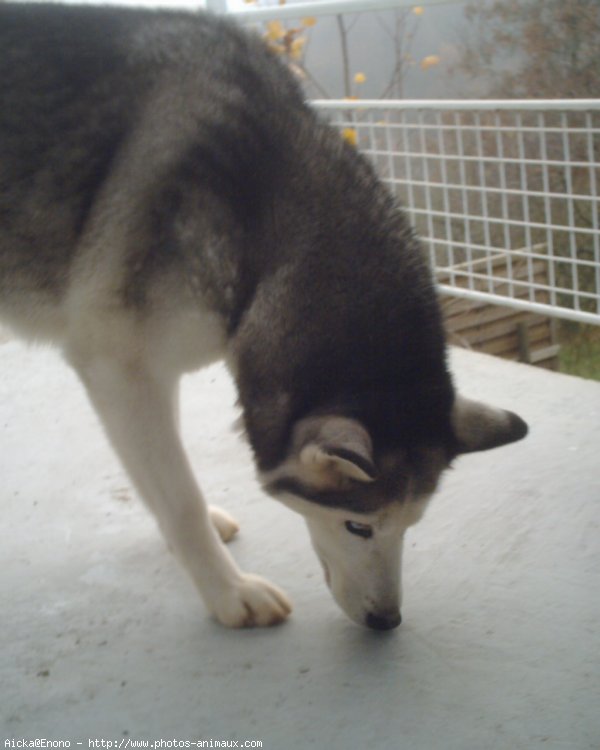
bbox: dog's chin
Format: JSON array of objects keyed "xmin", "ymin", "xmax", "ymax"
[
  {"xmin": 316, "ymin": 554, "xmax": 368, "ymax": 627},
  {"xmin": 318, "ymin": 555, "xmax": 332, "ymax": 588}
]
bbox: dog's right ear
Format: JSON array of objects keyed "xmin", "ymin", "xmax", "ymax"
[
  {"xmin": 451, "ymin": 395, "xmax": 528, "ymax": 454},
  {"xmin": 293, "ymin": 415, "xmax": 378, "ymax": 487}
]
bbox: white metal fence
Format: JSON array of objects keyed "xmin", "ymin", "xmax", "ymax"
[
  {"xmin": 313, "ymin": 99, "xmax": 600, "ymax": 326},
  {"xmin": 227, "ymin": 0, "xmax": 462, "ymax": 22}
]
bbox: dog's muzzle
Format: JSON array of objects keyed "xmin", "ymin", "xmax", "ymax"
[{"xmin": 365, "ymin": 610, "xmax": 402, "ymax": 631}]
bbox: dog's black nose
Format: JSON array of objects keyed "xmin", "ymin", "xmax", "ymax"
[{"xmin": 365, "ymin": 610, "xmax": 402, "ymax": 631}]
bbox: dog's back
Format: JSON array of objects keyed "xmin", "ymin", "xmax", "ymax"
[
  {"xmin": 0, "ymin": 4, "xmax": 140, "ymax": 311},
  {"xmin": 0, "ymin": 4, "xmax": 303, "ymax": 334}
]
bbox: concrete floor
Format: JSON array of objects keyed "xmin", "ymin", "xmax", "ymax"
[{"xmin": 1, "ymin": 334, "xmax": 599, "ymax": 749}]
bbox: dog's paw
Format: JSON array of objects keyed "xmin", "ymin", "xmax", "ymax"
[
  {"xmin": 209, "ymin": 574, "xmax": 292, "ymax": 628},
  {"xmin": 209, "ymin": 506, "xmax": 240, "ymax": 543}
]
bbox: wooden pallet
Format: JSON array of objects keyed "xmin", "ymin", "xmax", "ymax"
[{"xmin": 440, "ymin": 250, "xmax": 560, "ymax": 369}]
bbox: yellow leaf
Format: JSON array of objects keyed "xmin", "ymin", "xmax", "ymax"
[
  {"xmin": 341, "ymin": 128, "xmax": 358, "ymax": 147},
  {"xmin": 420, "ymin": 54, "xmax": 440, "ymax": 70},
  {"xmin": 266, "ymin": 20, "xmax": 286, "ymax": 41},
  {"xmin": 302, "ymin": 17, "xmax": 317, "ymax": 27},
  {"xmin": 291, "ymin": 37, "xmax": 306, "ymax": 60},
  {"xmin": 413, "ymin": 6, "xmax": 424, "ymax": 15},
  {"xmin": 354, "ymin": 72, "xmax": 367, "ymax": 84}
]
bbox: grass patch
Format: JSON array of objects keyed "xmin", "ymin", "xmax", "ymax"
[{"xmin": 558, "ymin": 323, "xmax": 600, "ymax": 381}]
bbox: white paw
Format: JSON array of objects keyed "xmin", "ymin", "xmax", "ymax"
[
  {"xmin": 209, "ymin": 506, "xmax": 240, "ymax": 543},
  {"xmin": 209, "ymin": 574, "xmax": 292, "ymax": 628}
]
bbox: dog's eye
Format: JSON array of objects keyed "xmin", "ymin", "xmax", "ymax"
[{"xmin": 344, "ymin": 520, "xmax": 373, "ymax": 539}]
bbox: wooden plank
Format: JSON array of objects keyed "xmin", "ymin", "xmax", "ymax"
[
  {"xmin": 451, "ymin": 319, "xmax": 553, "ymax": 346},
  {"xmin": 530, "ymin": 344, "xmax": 561, "ymax": 364},
  {"xmin": 440, "ymin": 278, "xmax": 551, "ymax": 317},
  {"xmin": 438, "ymin": 258, "xmax": 547, "ymax": 286},
  {"xmin": 452, "ymin": 316, "xmax": 540, "ymax": 345},
  {"xmin": 439, "ymin": 245, "xmax": 559, "ymax": 369},
  {"xmin": 460, "ymin": 324, "xmax": 553, "ymax": 358},
  {"xmin": 445, "ymin": 305, "xmax": 549, "ymax": 333},
  {"xmin": 439, "ymin": 245, "xmax": 548, "ymax": 275}
]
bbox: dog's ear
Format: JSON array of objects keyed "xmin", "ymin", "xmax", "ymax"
[
  {"xmin": 295, "ymin": 416, "xmax": 377, "ymax": 485},
  {"xmin": 452, "ymin": 395, "xmax": 528, "ymax": 454}
]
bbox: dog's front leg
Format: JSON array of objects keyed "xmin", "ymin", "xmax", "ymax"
[{"xmin": 70, "ymin": 352, "xmax": 291, "ymax": 627}]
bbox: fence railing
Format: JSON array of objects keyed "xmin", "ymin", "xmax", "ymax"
[
  {"xmin": 313, "ymin": 99, "xmax": 600, "ymax": 326},
  {"xmin": 226, "ymin": 0, "xmax": 460, "ymax": 21}
]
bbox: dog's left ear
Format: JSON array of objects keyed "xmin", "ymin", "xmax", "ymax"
[
  {"xmin": 452, "ymin": 395, "xmax": 528, "ymax": 454},
  {"xmin": 295, "ymin": 416, "xmax": 378, "ymax": 484}
]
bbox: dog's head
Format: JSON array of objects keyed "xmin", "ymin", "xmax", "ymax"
[{"xmin": 260, "ymin": 396, "xmax": 527, "ymax": 630}]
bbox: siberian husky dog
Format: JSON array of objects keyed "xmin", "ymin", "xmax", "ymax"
[{"xmin": 0, "ymin": 3, "xmax": 527, "ymax": 630}]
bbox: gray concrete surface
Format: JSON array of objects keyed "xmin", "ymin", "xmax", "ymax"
[{"xmin": 1, "ymin": 336, "xmax": 599, "ymax": 749}]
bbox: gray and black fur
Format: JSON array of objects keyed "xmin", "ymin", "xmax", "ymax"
[
  {"xmin": 0, "ymin": 4, "xmax": 527, "ymax": 629},
  {"xmin": 0, "ymin": 3, "xmax": 462, "ymax": 467}
]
